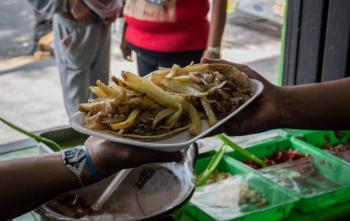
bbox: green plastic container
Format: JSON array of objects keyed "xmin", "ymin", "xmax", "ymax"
[
  {"xmin": 225, "ymin": 137, "xmax": 350, "ymax": 212},
  {"xmin": 187, "ymin": 156, "xmax": 298, "ymax": 221},
  {"xmin": 294, "ymin": 130, "xmax": 350, "ymax": 165},
  {"xmin": 282, "ymin": 129, "xmax": 319, "ymax": 137},
  {"xmin": 38, "ymin": 127, "xmax": 88, "ymax": 152},
  {"xmin": 195, "ymin": 155, "xmax": 252, "ymax": 177}
]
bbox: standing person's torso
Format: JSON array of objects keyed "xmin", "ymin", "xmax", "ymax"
[{"xmin": 124, "ymin": 0, "xmax": 210, "ymax": 52}]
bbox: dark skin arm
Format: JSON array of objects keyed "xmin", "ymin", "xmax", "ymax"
[
  {"xmin": 0, "ymin": 137, "xmax": 181, "ymax": 220},
  {"xmin": 203, "ymin": 58, "xmax": 350, "ymax": 135}
]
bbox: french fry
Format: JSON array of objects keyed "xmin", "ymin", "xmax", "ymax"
[
  {"xmin": 183, "ymin": 102, "xmax": 202, "ymax": 135},
  {"xmin": 111, "ymin": 76, "xmax": 126, "ymax": 87},
  {"xmin": 174, "ymin": 63, "xmax": 208, "ymax": 75},
  {"xmin": 200, "ymin": 96, "xmax": 217, "ymax": 126},
  {"xmin": 97, "ymin": 80, "xmax": 120, "ymax": 97},
  {"xmin": 149, "ymin": 68, "xmax": 170, "ymax": 78},
  {"xmin": 111, "ymin": 82, "xmax": 141, "ymax": 98},
  {"xmin": 127, "ymin": 97, "xmax": 160, "ymax": 109},
  {"xmin": 217, "ymin": 88, "xmax": 230, "ymax": 100},
  {"xmin": 173, "ymin": 76, "xmax": 195, "ymax": 83},
  {"xmin": 89, "ymin": 86, "xmax": 108, "ymax": 98},
  {"xmin": 166, "ymin": 64, "xmax": 180, "ymax": 78},
  {"xmin": 165, "ymin": 103, "xmax": 183, "ymax": 128},
  {"xmin": 110, "ymin": 109, "xmax": 140, "ymax": 130},
  {"xmin": 160, "ymin": 78, "xmax": 207, "ymax": 97},
  {"xmin": 79, "ymin": 100, "xmax": 111, "ymax": 113},
  {"xmin": 121, "ymin": 71, "xmax": 184, "ymax": 108},
  {"xmin": 111, "ymin": 89, "xmax": 125, "ymax": 106},
  {"xmin": 187, "ymin": 61, "xmax": 194, "ymax": 66},
  {"xmin": 149, "ymin": 72, "xmax": 164, "ymax": 85},
  {"xmin": 206, "ymin": 81, "xmax": 227, "ymax": 94},
  {"xmin": 114, "ymin": 78, "xmax": 141, "ymax": 96},
  {"xmin": 151, "ymin": 72, "xmax": 226, "ymax": 97},
  {"xmin": 152, "ymin": 108, "xmax": 176, "ymax": 128}
]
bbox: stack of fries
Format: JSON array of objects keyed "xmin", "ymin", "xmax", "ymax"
[{"xmin": 79, "ymin": 63, "xmax": 253, "ymax": 140}]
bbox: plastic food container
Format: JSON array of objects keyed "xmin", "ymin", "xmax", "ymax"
[
  {"xmin": 225, "ymin": 137, "xmax": 350, "ymax": 212},
  {"xmin": 294, "ymin": 130, "xmax": 350, "ymax": 165},
  {"xmin": 186, "ymin": 154, "xmax": 298, "ymax": 221},
  {"xmin": 195, "ymin": 155, "xmax": 253, "ymax": 178},
  {"xmin": 282, "ymin": 129, "xmax": 319, "ymax": 137},
  {"xmin": 187, "ymin": 173, "xmax": 297, "ymax": 221},
  {"xmin": 37, "ymin": 126, "xmax": 89, "ymax": 153}
]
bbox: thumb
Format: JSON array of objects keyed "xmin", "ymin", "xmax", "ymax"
[
  {"xmin": 208, "ymin": 117, "xmax": 243, "ymax": 137},
  {"xmin": 202, "ymin": 58, "xmax": 232, "ymax": 65},
  {"xmin": 124, "ymin": 148, "xmax": 183, "ymax": 168}
]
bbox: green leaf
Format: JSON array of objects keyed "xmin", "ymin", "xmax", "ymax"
[
  {"xmin": 218, "ymin": 133, "xmax": 266, "ymax": 168},
  {"xmin": 0, "ymin": 116, "xmax": 61, "ymax": 152},
  {"xmin": 197, "ymin": 144, "xmax": 227, "ymax": 186}
]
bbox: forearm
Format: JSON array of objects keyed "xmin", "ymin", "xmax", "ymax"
[
  {"xmin": 278, "ymin": 77, "xmax": 350, "ymax": 129},
  {"xmin": 207, "ymin": 0, "xmax": 227, "ymax": 47},
  {"xmin": 0, "ymin": 137, "xmax": 179, "ymax": 219},
  {"xmin": 0, "ymin": 153, "xmax": 99, "ymax": 219}
]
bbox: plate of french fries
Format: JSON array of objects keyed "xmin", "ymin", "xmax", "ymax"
[{"xmin": 70, "ymin": 63, "xmax": 263, "ymax": 152}]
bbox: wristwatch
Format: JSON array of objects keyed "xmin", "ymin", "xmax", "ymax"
[
  {"xmin": 207, "ymin": 46, "xmax": 221, "ymax": 56},
  {"xmin": 62, "ymin": 146, "xmax": 86, "ymax": 188}
]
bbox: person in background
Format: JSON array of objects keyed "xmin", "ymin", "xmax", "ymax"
[
  {"xmin": 29, "ymin": 8, "xmax": 53, "ymax": 55},
  {"xmin": 121, "ymin": 0, "xmax": 227, "ymax": 76},
  {"xmin": 28, "ymin": 0, "xmax": 123, "ymax": 116},
  {"xmin": 0, "ymin": 137, "xmax": 181, "ymax": 220}
]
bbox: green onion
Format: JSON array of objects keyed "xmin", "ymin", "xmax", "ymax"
[
  {"xmin": 0, "ymin": 116, "xmax": 61, "ymax": 152},
  {"xmin": 196, "ymin": 144, "xmax": 227, "ymax": 186},
  {"xmin": 218, "ymin": 133, "xmax": 266, "ymax": 168}
]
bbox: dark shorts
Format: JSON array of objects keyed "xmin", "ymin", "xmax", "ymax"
[{"xmin": 128, "ymin": 43, "xmax": 204, "ymax": 77}]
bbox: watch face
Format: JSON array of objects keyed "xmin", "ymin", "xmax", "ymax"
[{"xmin": 66, "ymin": 149, "xmax": 78, "ymax": 158}]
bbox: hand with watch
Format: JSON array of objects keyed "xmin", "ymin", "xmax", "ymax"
[
  {"xmin": 0, "ymin": 136, "xmax": 181, "ymax": 220},
  {"xmin": 63, "ymin": 136, "xmax": 182, "ymax": 187},
  {"xmin": 202, "ymin": 46, "xmax": 221, "ymax": 60}
]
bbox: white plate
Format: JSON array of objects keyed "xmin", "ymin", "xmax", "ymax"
[{"xmin": 70, "ymin": 79, "xmax": 263, "ymax": 152}]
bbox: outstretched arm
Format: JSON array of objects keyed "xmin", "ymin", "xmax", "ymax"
[
  {"xmin": 0, "ymin": 137, "xmax": 180, "ymax": 219},
  {"xmin": 203, "ymin": 58, "xmax": 350, "ymax": 134},
  {"xmin": 279, "ymin": 78, "xmax": 350, "ymax": 130}
]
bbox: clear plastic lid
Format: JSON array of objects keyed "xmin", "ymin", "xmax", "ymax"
[
  {"xmin": 259, "ymin": 157, "xmax": 349, "ymax": 196},
  {"xmin": 190, "ymin": 173, "xmax": 295, "ymax": 221}
]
